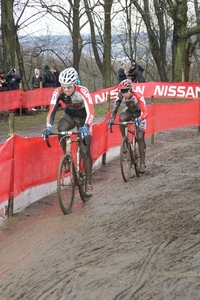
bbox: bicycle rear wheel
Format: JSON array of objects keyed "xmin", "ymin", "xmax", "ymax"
[
  {"xmin": 57, "ymin": 154, "xmax": 75, "ymax": 214},
  {"xmin": 120, "ymin": 137, "xmax": 132, "ymax": 182}
]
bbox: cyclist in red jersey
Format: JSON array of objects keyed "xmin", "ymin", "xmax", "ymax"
[
  {"xmin": 44, "ymin": 67, "xmax": 94, "ymax": 197},
  {"xmin": 108, "ymin": 79, "xmax": 148, "ymax": 173}
]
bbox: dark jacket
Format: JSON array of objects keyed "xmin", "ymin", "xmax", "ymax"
[
  {"xmin": 53, "ymin": 70, "xmax": 61, "ymax": 87},
  {"xmin": 4, "ymin": 69, "xmax": 21, "ymax": 90},
  {"xmin": 128, "ymin": 68, "xmax": 145, "ymax": 83},
  {"xmin": 42, "ymin": 65, "xmax": 56, "ymax": 88},
  {"xmin": 135, "ymin": 63, "xmax": 144, "ymax": 73},
  {"xmin": 118, "ymin": 68, "xmax": 127, "ymax": 82}
]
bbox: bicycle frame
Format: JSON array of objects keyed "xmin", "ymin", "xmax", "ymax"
[
  {"xmin": 59, "ymin": 131, "xmax": 82, "ymax": 185},
  {"xmin": 43, "ymin": 130, "xmax": 88, "ymax": 214},
  {"xmin": 110, "ymin": 121, "xmax": 140, "ymax": 181}
]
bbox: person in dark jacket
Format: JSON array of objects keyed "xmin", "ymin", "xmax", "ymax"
[
  {"xmin": 118, "ymin": 62, "xmax": 128, "ymax": 82},
  {"xmin": 130, "ymin": 59, "xmax": 144, "ymax": 73},
  {"xmin": 128, "ymin": 68, "xmax": 145, "ymax": 83},
  {"xmin": 51, "ymin": 65, "xmax": 61, "ymax": 87},
  {"xmin": 128, "ymin": 59, "xmax": 145, "ymax": 82},
  {"xmin": 42, "ymin": 65, "xmax": 56, "ymax": 88},
  {"xmin": 4, "ymin": 69, "xmax": 21, "ymax": 90},
  {"xmin": 42, "ymin": 65, "xmax": 56, "ymax": 111}
]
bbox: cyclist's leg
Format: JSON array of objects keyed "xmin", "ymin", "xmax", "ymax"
[
  {"xmin": 119, "ymin": 109, "xmax": 132, "ymax": 137},
  {"xmin": 79, "ymin": 134, "xmax": 93, "ymax": 197},
  {"xmin": 72, "ymin": 109, "xmax": 93, "ymax": 197},
  {"xmin": 136, "ymin": 128, "xmax": 146, "ymax": 173},
  {"xmin": 58, "ymin": 113, "xmax": 75, "ymax": 153}
]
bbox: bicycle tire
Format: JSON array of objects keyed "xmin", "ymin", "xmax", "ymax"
[
  {"xmin": 57, "ymin": 154, "xmax": 75, "ymax": 214},
  {"xmin": 78, "ymin": 172, "xmax": 88, "ymax": 202},
  {"xmin": 120, "ymin": 137, "xmax": 132, "ymax": 182},
  {"xmin": 78, "ymin": 158, "xmax": 89, "ymax": 202},
  {"xmin": 133, "ymin": 139, "xmax": 140, "ymax": 177}
]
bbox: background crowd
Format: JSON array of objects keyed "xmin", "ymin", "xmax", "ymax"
[{"xmin": 0, "ymin": 65, "xmax": 62, "ymax": 114}]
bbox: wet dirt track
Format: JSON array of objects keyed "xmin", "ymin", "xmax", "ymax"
[{"xmin": 0, "ymin": 126, "xmax": 200, "ymax": 300}]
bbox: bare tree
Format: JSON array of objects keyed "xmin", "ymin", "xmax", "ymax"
[
  {"xmin": 167, "ymin": 0, "xmax": 200, "ymax": 81},
  {"xmin": 39, "ymin": 0, "xmax": 87, "ymax": 73},
  {"xmin": 1, "ymin": 0, "xmax": 50, "ymax": 89},
  {"xmin": 131, "ymin": 0, "xmax": 200, "ymax": 82},
  {"xmin": 1, "ymin": 0, "xmax": 15, "ymax": 70},
  {"xmin": 130, "ymin": 0, "xmax": 170, "ymax": 81},
  {"xmin": 83, "ymin": 0, "xmax": 114, "ymax": 88}
]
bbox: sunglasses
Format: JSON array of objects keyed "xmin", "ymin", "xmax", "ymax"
[
  {"xmin": 120, "ymin": 89, "xmax": 130, "ymax": 94},
  {"xmin": 62, "ymin": 85, "xmax": 73, "ymax": 89}
]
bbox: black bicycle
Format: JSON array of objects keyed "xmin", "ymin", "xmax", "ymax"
[
  {"xmin": 43, "ymin": 130, "xmax": 89, "ymax": 214},
  {"xmin": 110, "ymin": 121, "xmax": 140, "ymax": 182}
]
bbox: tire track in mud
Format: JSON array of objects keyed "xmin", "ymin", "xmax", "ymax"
[{"xmin": 0, "ymin": 127, "xmax": 200, "ymax": 300}]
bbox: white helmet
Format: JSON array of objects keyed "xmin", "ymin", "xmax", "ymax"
[{"xmin": 59, "ymin": 67, "xmax": 78, "ymax": 86}]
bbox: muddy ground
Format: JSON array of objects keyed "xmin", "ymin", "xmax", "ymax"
[{"xmin": 0, "ymin": 125, "xmax": 200, "ymax": 300}]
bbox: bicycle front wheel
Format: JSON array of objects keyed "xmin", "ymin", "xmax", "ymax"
[
  {"xmin": 57, "ymin": 154, "xmax": 75, "ymax": 214},
  {"xmin": 120, "ymin": 137, "xmax": 132, "ymax": 182}
]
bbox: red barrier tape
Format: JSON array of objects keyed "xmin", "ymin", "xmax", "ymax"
[{"xmin": 0, "ymin": 82, "xmax": 200, "ymax": 111}]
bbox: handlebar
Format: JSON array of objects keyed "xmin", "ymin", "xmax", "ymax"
[
  {"xmin": 109, "ymin": 121, "xmax": 136, "ymax": 133},
  {"xmin": 42, "ymin": 130, "xmax": 86, "ymax": 147}
]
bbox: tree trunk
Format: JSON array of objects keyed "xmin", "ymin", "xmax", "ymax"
[
  {"xmin": 72, "ymin": 0, "xmax": 82, "ymax": 73},
  {"xmin": 103, "ymin": 0, "xmax": 113, "ymax": 88},
  {"xmin": 132, "ymin": 0, "xmax": 168, "ymax": 81},
  {"xmin": 172, "ymin": 1, "xmax": 190, "ymax": 82},
  {"xmin": 1, "ymin": 0, "xmax": 15, "ymax": 71},
  {"xmin": 15, "ymin": 28, "xmax": 29, "ymax": 91}
]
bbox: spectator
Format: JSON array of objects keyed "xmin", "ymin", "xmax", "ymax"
[
  {"xmin": 32, "ymin": 68, "xmax": 42, "ymax": 111},
  {"xmin": 0, "ymin": 70, "xmax": 8, "ymax": 91},
  {"xmin": 32, "ymin": 68, "xmax": 42, "ymax": 89},
  {"xmin": 42, "ymin": 65, "xmax": 56, "ymax": 111},
  {"xmin": 128, "ymin": 68, "xmax": 145, "ymax": 83},
  {"xmin": 4, "ymin": 68, "xmax": 21, "ymax": 91},
  {"xmin": 4, "ymin": 69, "xmax": 28, "ymax": 115},
  {"xmin": 118, "ymin": 62, "xmax": 128, "ymax": 82},
  {"xmin": 51, "ymin": 65, "xmax": 61, "ymax": 87},
  {"xmin": 42, "ymin": 65, "xmax": 56, "ymax": 88},
  {"xmin": 131, "ymin": 59, "xmax": 144, "ymax": 73}
]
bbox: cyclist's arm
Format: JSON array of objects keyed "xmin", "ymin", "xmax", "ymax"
[
  {"xmin": 111, "ymin": 95, "xmax": 122, "ymax": 119},
  {"xmin": 134, "ymin": 92, "xmax": 148, "ymax": 120},
  {"xmin": 78, "ymin": 86, "xmax": 94, "ymax": 127},
  {"xmin": 46, "ymin": 88, "xmax": 62, "ymax": 126}
]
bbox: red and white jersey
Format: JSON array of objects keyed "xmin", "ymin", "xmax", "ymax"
[{"xmin": 46, "ymin": 85, "xmax": 94, "ymax": 131}]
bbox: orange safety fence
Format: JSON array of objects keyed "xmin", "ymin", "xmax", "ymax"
[{"xmin": 0, "ymin": 99, "xmax": 200, "ymax": 210}]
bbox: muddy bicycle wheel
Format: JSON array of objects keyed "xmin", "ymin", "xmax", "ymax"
[
  {"xmin": 120, "ymin": 137, "xmax": 132, "ymax": 182},
  {"xmin": 57, "ymin": 154, "xmax": 75, "ymax": 214}
]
